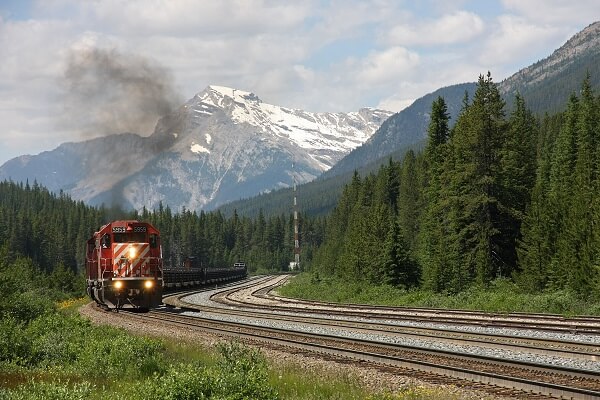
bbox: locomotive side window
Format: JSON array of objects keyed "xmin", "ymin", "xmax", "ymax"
[
  {"xmin": 150, "ymin": 234, "xmax": 159, "ymax": 248},
  {"xmin": 101, "ymin": 234, "xmax": 111, "ymax": 248}
]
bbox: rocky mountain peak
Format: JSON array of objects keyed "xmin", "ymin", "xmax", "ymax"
[
  {"xmin": 562, "ymin": 21, "xmax": 600, "ymax": 54},
  {"xmin": 500, "ymin": 21, "xmax": 600, "ymax": 90},
  {"xmin": 194, "ymin": 85, "xmax": 261, "ymax": 108}
]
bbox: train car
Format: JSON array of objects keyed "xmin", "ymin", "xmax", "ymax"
[
  {"xmin": 86, "ymin": 220, "xmax": 163, "ymax": 310},
  {"xmin": 162, "ymin": 258, "xmax": 247, "ymax": 289}
]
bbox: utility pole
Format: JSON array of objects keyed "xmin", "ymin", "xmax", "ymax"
[{"xmin": 292, "ymin": 163, "xmax": 300, "ymax": 270}]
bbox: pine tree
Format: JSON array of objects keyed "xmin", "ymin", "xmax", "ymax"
[
  {"xmin": 497, "ymin": 93, "xmax": 538, "ymax": 275},
  {"xmin": 517, "ymin": 113, "xmax": 559, "ymax": 291},
  {"xmin": 419, "ymin": 95, "xmax": 452, "ymax": 291},
  {"xmin": 383, "ymin": 217, "xmax": 418, "ymax": 288},
  {"xmin": 447, "ymin": 72, "xmax": 507, "ymax": 287},
  {"xmin": 546, "ymin": 94, "xmax": 580, "ymax": 287},
  {"xmin": 559, "ymin": 76, "xmax": 598, "ymax": 295},
  {"xmin": 398, "ymin": 150, "xmax": 421, "ymax": 253}
]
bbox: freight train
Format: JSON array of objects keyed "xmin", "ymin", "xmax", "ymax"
[{"xmin": 85, "ymin": 220, "xmax": 247, "ymax": 310}]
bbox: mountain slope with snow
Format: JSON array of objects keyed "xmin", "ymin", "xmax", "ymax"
[
  {"xmin": 187, "ymin": 85, "xmax": 391, "ymax": 169},
  {"xmin": 0, "ymin": 86, "xmax": 391, "ymax": 211}
]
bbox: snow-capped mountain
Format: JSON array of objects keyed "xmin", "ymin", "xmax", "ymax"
[
  {"xmin": 186, "ymin": 86, "xmax": 390, "ymax": 170},
  {"xmin": 0, "ymin": 85, "xmax": 391, "ymax": 211}
]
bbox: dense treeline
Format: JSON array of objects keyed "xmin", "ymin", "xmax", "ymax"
[
  {"xmin": 310, "ymin": 72, "xmax": 600, "ymax": 299},
  {"xmin": 219, "ymin": 172, "xmax": 348, "ymax": 219},
  {"xmin": 139, "ymin": 205, "xmax": 325, "ymax": 272},
  {"xmin": 0, "ymin": 180, "xmax": 104, "ymax": 290},
  {"xmin": 518, "ymin": 77, "xmax": 600, "ymax": 296},
  {"xmin": 0, "ymin": 180, "xmax": 323, "ymax": 276}
]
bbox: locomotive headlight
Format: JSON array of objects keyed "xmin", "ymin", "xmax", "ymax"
[
  {"xmin": 114, "ymin": 280, "xmax": 123, "ymax": 289},
  {"xmin": 144, "ymin": 280, "xmax": 153, "ymax": 289},
  {"xmin": 128, "ymin": 246, "xmax": 136, "ymax": 259}
]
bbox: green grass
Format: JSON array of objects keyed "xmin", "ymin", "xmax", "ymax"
[
  {"xmin": 5, "ymin": 256, "xmax": 598, "ymax": 398},
  {"xmin": 0, "ymin": 303, "xmax": 452, "ymax": 400},
  {"xmin": 277, "ymin": 273, "xmax": 600, "ymax": 316},
  {"xmin": 266, "ymin": 361, "xmax": 458, "ymax": 400}
]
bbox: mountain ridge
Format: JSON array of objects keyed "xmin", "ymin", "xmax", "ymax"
[
  {"xmin": 0, "ymin": 85, "xmax": 392, "ymax": 212},
  {"xmin": 220, "ymin": 21, "xmax": 600, "ymax": 217},
  {"xmin": 3, "ymin": 22, "xmax": 600, "ymax": 215}
]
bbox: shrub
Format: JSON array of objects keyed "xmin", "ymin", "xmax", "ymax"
[
  {"xmin": 25, "ymin": 314, "xmax": 89, "ymax": 367},
  {"xmin": 0, "ymin": 380, "xmax": 93, "ymax": 400},
  {"xmin": 214, "ymin": 341, "xmax": 278, "ymax": 400},
  {"xmin": 136, "ymin": 342, "xmax": 278, "ymax": 400},
  {"xmin": 0, "ymin": 317, "xmax": 32, "ymax": 366},
  {"xmin": 75, "ymin": 323, "xmax": 166, "ymax": 379},
  {"xmin": 279, "ymin": 273, "xmax": 600, "ymax": 315},
  {"xmin": 140, "ymin": 362, "xmax": 215, "ymax": 400}
]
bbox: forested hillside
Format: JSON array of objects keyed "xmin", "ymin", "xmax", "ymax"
[
  {"xmin": 218, "ymin": 141, "xmax": 423, "ymax": 219},
  {"xmin": 0, "ymin": 181, "xmax": 104, "ymax": 276},
  {"xmin": 0, "ymin": 180, "xmax": 323, "ymax": 276},
  {"xmin": 308, "ymin": 72, "xmax": 600, "ymax": 299},
  {"xmin": 500, "ymin": 21, "xmax": 600, "ymax": 115}
]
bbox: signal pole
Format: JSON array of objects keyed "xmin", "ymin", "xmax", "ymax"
[{"xmin": 292, "ymin": 163, "xmax": 300, "ymax": 270}]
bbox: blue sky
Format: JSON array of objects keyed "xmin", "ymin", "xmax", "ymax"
[{"xmin": 0, "ymin": 0, "xmax": 598, "ymax": 165}]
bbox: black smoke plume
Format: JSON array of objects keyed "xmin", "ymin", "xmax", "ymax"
[
  {"xmin": 62, "ymin": 47, "xmax": 182, "ymax": 137},
  {"xmin": 60, "ymin": 47, "xmax": 184, "ymax": 211}
]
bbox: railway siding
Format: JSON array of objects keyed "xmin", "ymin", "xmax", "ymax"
[{"xmin": 166, "ymin": 275, "xmax": 600, "ymax": 399}]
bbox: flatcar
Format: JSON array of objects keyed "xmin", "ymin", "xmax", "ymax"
[
  {"xmin": 162, "ymin": 258, "xmax": 247, "ymax": 289},
  {"xmin": 86, "ymin": 220, "xmax": 163, "ymax": 310}
]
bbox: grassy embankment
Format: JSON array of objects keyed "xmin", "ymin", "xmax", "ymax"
[
  {"xmin": 0, "ymin": 293, "xmax": 452, "ymax": 399},
  {"xmin": 278, "ymin": 273, "xmax": 600, "ymax": 316}
]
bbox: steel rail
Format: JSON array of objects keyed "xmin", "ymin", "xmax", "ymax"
[
  {"xmin": 215, "ymin": 276, "xmax": 600, "ymax": 334},
  {"xmin": 165, "ymin": 293, "xmax": 600, "ymax": 362},
  {"xmin": 127, "ymin": 309, "xmax": 600, "ymax": 400}
]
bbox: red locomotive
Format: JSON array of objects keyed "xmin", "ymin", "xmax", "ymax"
[{"xmin": 86, "ymin": 220, "xmax": 163, "ymax": 310}]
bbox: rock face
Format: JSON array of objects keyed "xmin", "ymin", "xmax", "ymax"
[
  {"xmin": 0, "ymin": 85, "xmax": 391, "ymax": 211},
  {"xmin": 501, "ymin": 22, "xmax": 600, "ymax": 89},
  {"xmin": 498, "ymin": 21, "xmax": 600, "ymax": 114}
]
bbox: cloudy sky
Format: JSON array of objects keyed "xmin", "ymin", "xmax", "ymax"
[{"xmin": 0, "ymin": 0, "xmax": 598, "ymax": 165}]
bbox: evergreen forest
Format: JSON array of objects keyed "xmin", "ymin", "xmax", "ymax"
[
  {"xmin": 0, "ymin": 179, "xmax": 324, "ymax": 279},
  {"xmin": 1, "ymin": 71, "xmax": 599, "ymax": 303},
  {"xmin": 308, "ymin": 72, "xmax": 600, "ymax": 300}
]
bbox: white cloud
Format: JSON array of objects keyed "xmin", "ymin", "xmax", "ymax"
[
  {"xmin": 0, "ymin": 0, "xmax": 596, "ymax": 165},
  {"xmin": 41, "ymin": 0, "xmax": 311, "ymax": 37},
  {"xmin": 387, "ymin": 11, "xmax": 484, "ymax": 46},
  {"xmin": 479, "ymin": 15, "xmax": 563, "ymax": 69},
  {"xmin": 501, "ymin": 0, "xmax": 600, "ymax": 25},
  {"xmin": 355, "ymin": 47, "xmax": 420, "ymax": 86},
  {"xmin": 377, "ymin": 95, "xmax": 415, "ymax": 113},
  {"xmin": 0, "ymin": 18, "xmax": 71, "ymax": 80}
]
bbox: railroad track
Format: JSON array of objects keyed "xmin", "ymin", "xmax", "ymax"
[
  {"xmin": 124, "ymin": 306, "xmax": 600, "ymax": 400},
  {"xmin": 159, "ymin": 278, "xmax": 600, "ymax": 399},
  {"xmin": 215, "ymin": 275, "xmax": 600, "ymax": 335},
  {"xmin": 167, "ymin": 296, "xmax": 600, "ymax": 362}
]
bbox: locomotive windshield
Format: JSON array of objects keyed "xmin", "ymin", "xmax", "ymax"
[{"xmin": 113, "ymin": 232, "xmax": 147, "ymax": 243}]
